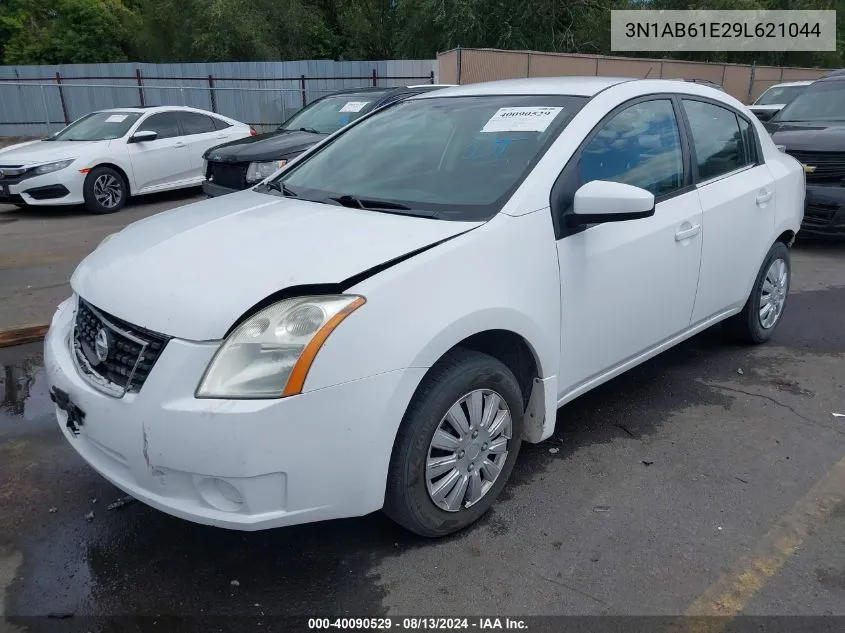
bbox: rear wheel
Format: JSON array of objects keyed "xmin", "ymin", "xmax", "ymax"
[
  {"xmin": 725, "ymin": 241, "xmax": 790, "ymax": 344},
  {"xmin": 384, "ymin": 348, "xmax": 524, "ymax": 537},
  {"xmin": 83, "ymin": 166, "xmax": 127, "ymax": 214}
]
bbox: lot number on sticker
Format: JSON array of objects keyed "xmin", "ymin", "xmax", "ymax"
[
  {"xmin": 105, "ymin": 114, "xmax": 128, "ymax": 123},
  {"xmin": 339, "ymin": 101, "xmax": 369, "ymax": 113},
  {"xmin": 482, "ymin": 107, "xmax": 563, "ymax": 133}
]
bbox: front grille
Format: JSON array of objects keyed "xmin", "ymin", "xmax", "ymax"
[
  {"xmin": 73, "ymin": 298, "xmax": 169, "ymax": 395},
  {"xmin": 0, "ymin": 164, "xmax": 28, "ymax": 186},
  {"xmin": 208, "ymin": 162, "xmax": 248, "ymax": 190},
  {"xmin": 803, "ymin": 202, "xmax": 838, "ymax": 228},
  {"xmin": 785, "ymin": 150, "xmax": 845, "ymax": 183}
]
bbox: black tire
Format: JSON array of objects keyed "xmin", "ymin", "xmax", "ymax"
[
  {"xmin": 83, "ymin": 166, "xmax": 127, "ymax": 214},
  {"xmin": 384, "ymin": 348, "xmax": 524, "ymax": 537},
  {"xmin": 725, "ymin": 241, "xmax": 790, "ymax": 344}
]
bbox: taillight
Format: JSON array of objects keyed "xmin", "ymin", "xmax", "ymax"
[{"xmin": 249, "ymin": 127, "xmax": 257, "ymax": 136}]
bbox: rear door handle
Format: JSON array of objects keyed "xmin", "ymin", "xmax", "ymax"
[
  {"xmin": 756, "ymin": 189, "xmax": 773, "ymax": 205},
  {"xmin": 216, "ymin": 134, "xmax": 227, "ymax": 139},
  {"xmin": 675, "ymin": 224, "xmax": 701, "ymax": 241},
  {"xmin": 174, "ymin": 142, "xmax": 187, "ymax": 148}
]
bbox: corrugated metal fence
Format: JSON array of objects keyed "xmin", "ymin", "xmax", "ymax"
[
  {"xmin": 0, "ymin": 59, "xmax": 438, "ymax": 136},
  {"xmin": 438, "ymin": 48, "xmax": 829, "ymax": 104}
]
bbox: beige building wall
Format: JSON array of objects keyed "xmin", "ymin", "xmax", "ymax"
[{"xmin": 438, "ymin": 48, "xmax": 831, "ymax": 103}]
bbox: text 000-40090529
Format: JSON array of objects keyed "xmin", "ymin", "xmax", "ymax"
[
  {"xmin": 307, "ymin": 617, "xmax": 529, "ymax": 630},
  {"xmin": 610, "ymin": 10, "xmax": 836, "ymax": 52}
]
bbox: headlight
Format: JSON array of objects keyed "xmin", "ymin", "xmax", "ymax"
[
  {"xmin": 33, "ymin": 159, "xmax": 75, "ymax": 175},
  {"xmin": 196, "ymin": 295, "xmax": 365, "ymax": 399},
  {"xmin": 245, "ymin": 160, "xmax": 287, "ymax": 183}
]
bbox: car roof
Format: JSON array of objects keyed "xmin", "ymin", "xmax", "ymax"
[
  {"xmin": 818, "ymin": 70, "xmax": 845, "ymax": 80},
  {"xmin": 96, "ymin": 105, "xmax": 223, "ymax": 115},
  {"xmin": 411, "ymin": 76, "xmax": 761, "ymax": 100},
  {"xmin": 416, "ymin": 76, "xmax": 633, "ymax": 98},
  {"xmin": 763, "ymin": 80, "xmax": 814, "ymax": 89}
]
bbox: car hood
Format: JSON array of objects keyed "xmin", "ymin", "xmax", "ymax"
[
  {"xmin": 0, "ymin": 139, "xmax": 41, "ymax": 156},
  {"xmin": 0, "ymin": 139, "xmax": 105, "ymax": 164},
  {"xmin": 71, "ymin": 189, "xmax": 481, "ymax": 341},
  {"xmin": 204, "ymin": 129, "xmax": 327, "ymax": 162},
  {"xmin": 766, "ymin": 120, "xmax": 845, "ymax": 151}
]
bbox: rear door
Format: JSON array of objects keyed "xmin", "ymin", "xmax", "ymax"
[
  {"xmin": 680, "ymin": 98, "xmax": 776, "ymax": 323},
  {"xmin": 176, "ymin": 111, "xmax": 222, "ymax": 175},
  {"xmin": 127, "ymin": 111, "xmax": 193, "ymax": 191}
]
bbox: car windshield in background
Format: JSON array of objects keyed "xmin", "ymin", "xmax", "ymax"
[
  {"xmin": 278, "ymin": 93, "xmax": 387, "ymax": 135},
  {"xmin": 48, "ymin": 111, "xmax": 142, "ymax": 141},
  {"xmin": 272, "ymin": 95, "xmax": 586, "ymax": 221},
  {"xmin": 776, "ymin": 81, "xmax": 845, "ymax": 121},
  {"xmin": 755, "ymin": 85, "xmax": 806, "ymax": 105}
]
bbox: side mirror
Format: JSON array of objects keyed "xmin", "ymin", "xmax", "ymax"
[
  {"xmin": 128, "ymin": 130, "xmax": 158, "ymax": 143},
  {"xmin": 567, "ymin": 180, "xmax": 655, "ymax": 227}
]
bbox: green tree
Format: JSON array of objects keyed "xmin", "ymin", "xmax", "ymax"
[{"xmin": 0, "ymin": 0, "xmax": 136, "ymax": 64}]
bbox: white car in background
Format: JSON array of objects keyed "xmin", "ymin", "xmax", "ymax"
[
  {"xmin": 748, "ymin": 80, "xmax": 813, "ymax": 121},
  {"xmin": 0, "ymin": 106, "xmax": 253, "ymax": 213},
  {"xmin": 45, "ymin": 77, "xmax": 803, "ymax": 537}
]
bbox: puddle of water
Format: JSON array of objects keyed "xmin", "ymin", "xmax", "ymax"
[{"xmin": 0, "ymin": 343, "xmax": 54, "ymax": 437}]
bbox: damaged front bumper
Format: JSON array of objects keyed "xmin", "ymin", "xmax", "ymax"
[{"xmin": 44, "ymin": 298, "xmax": 422, "ymax": 530}]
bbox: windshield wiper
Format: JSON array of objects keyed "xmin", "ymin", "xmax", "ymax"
[
  {"xmin": 263, "ymin": 180, "xmax": 299, "ymax": 197},
  {"xmin": 328, "ymin": 194, "xmax": 439, "ymax": 218},
  {"xmin": 296, "ymin": 127, "xmax": 321, "ymax": 134}
]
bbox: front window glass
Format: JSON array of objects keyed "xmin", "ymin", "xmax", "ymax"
[
  {"xmin": 272, "ymin": 95, "xmax": 587, "ymax": 221},
  {"xmin": 754, "ymin": 85, "xmax": 806, "ymax": 105},
  {"xmin": 49, "ymin": 112, "xmax": 142, "ymax": 141},
  {"xmin": 579, "ymin": 99, "xmax": 684, "ymax": 197},
  {"xmin": 279, "ymin": 92, "xmax": 389, "ymax": 135},
  {"xmin": 776, "ymin": 81, "xmax": 845, "ymax": 122}
]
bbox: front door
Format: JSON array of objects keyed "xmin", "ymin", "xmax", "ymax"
[
  {"xmin": 556, "ymin": 97, "xmax": 704, "ymax": 397},
  {"xmin": 127, "ymin": 111, "xmax": 193, "ymax": 192}
]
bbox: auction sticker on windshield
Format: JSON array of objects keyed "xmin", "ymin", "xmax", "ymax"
[
  {"xmin": 339, "ymin": 101, "xmax": 370, "ymax": 113},
  {"xmin": 105, "ymin": 114, "xmax": 128, "ymax": 123},
  {"xmin": 481, "ymin": 107, "xmax": 563, "ymax": 133}
]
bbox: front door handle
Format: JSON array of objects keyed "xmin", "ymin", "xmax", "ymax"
[
  {"xmin": 174, "ymin": 142, "xmax": 187, "ymax": 148},
  {"xmin": 675, "ymin": 223, "xmax": 701, "ymax": 241},
  {"xmin": 756, "ymin": 189, "xmax": 773, "ymax": 205}
]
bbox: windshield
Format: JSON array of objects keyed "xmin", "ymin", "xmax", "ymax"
[
  {"xmin": 755, "ymin": 85, "xmax": 807, "ymax": 106},
  {"xmin": 278, "ymin": 92, "xmax": 388, "ymax": 135},
  {"xmin": 775, "ymin": 81, "xmax": 845, "ymax": 121},
  {"xmin": 270, "ymin": 95, "xmax": 586, "ymax": 221},
  {"xmin": 48, "ymin": 111, "xmax": 142, "ymax": 141}
]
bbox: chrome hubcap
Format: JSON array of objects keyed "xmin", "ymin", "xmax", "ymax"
[
  {"xmin": 425, "ymin": 389, "xmax": 512, "ymax": 512},
  {"xmin": 93, "ymin": 174, "xmax": 122, "ymax": 208},
  {"xmin": 759, "ymin": 258, "xmax": 788, "ymax": 329}
]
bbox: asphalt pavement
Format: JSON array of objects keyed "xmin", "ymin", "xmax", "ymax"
[
  {"xmin": 0, "ymin": 202, "xmax": 843, "ymax": 632},
  {"xmin": 0, "ymin": 189, "xmax": 206, "ymax": 332}
]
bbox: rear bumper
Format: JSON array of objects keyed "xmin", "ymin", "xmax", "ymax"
[
  {"xmin": 801, "ymin": 184, "xmax": 845, "ymax": 239},
  {"xmin": 202, "ymin": 180, "xmax": 238, "ymax": 197}
]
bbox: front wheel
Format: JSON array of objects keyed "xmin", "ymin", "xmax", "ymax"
[
  {"xmin": 384, "ymin": 348, "xmax": 524, "ymax": 537},
  {"xmin": 725, "ymin": 241, "xmax": 791, "ymax": 344},
  {"xmin": 83, "ymin": 166, "xmax": 127, "ymax": 214}
]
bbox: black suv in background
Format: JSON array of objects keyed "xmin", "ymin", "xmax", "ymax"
[
  {"xmin": 766, "ymin": 71, "xmax": 845, "ymax": 239},
  {"xmin": 202, "ymin": 84, "xmax": 454, "ymax": 196}
]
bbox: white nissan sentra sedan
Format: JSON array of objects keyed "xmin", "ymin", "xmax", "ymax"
[
  {"xmin": 0, "ymin": 106, "xmax": 252, "ymax": 213},
  {"xmin": 45, "ymin": 77, "xmax": 804, "ymax": 537}
]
